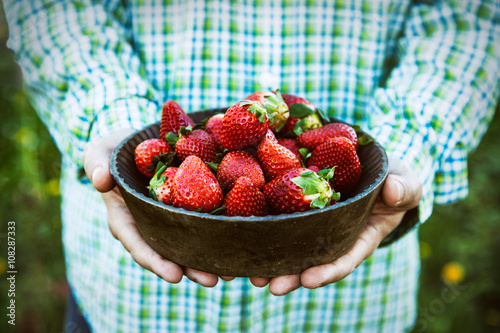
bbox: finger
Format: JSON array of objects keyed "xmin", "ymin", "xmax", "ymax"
[
  {"xmin": 103, "ymin": 192, "xmax": 184, "ymax": 284},
  {"xmin": 83, "ymin": 129, "xmax": 135, "ymax": 193},
  {"xmin": 219, "ymin": 275, "xmax": 236, "ymax": 281},
  {"xmin": 300, "ymin": 211, "xmax": 402, "ymax": 289},
  {"xmin": 184, "ymin": 268, "xmax": 219, "ymax": 287},
  {"xmin": 249, "ymin": 277, "xmax": 271, "ymax": 288},
  {"xmin": 381, "ymin": 158, "xmax": 422, "ymax": 209},
  {"xmin": 268, "ymin": 274, "xmax": 301, "ymax": 296}
]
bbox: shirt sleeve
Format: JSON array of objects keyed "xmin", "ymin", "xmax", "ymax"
[
  {"xmin": 2, "ymin": 0, "xmax": 160, "ymax": 173},
  {"xmin": 364, "ymin": 0, "xmax": 500, "ymax": 225}
]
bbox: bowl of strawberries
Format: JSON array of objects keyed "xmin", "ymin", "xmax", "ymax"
[{"xmin": 110, "ymin": 91, "xmax": 388, "ymax": 277}]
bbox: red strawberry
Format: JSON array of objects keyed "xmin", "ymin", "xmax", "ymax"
[
  {"xmin": 281, "ymin": 93, "xmax": 315, "ymax": 109},
  {"xmin": 134, "ymin": 138, "xmax": 174, "ymax": 177},
  {"xmin": 223, "ymin": 177, "xmax": 268, "ymax": 217},
  {"xmin": 217, "ymin": 151, "xmax": 265, "ymax": 192},
  {"xmin": 171, "ymin": 156, "xmax": 223, "ymax": 213},
  {"xmin": 220, "ymin": 101, "xmax": 270, "ymax": 150},
  {"xmin": 277, "ymin": 138, "xmax": 302, "ymax": 161},
  {"xmin": 264, "ymin": 129, "xmax": 278, "ymax": 143},
  {"xmin": 159, "ymin": 100, "xmax": 196, "ymax": 141},
  {"xmin": 307, "ymin": 137, "xmax": 361, "ymax": 193},
  {"xmin": 307, "ymin": 165, "xmax": 320, "ymax": 173},
  {"xmin": 245, "ymin": 90, "xmax": 289, "ymax": 132},
  {"xmin": 205, "ymin": 113, "xmax": 224, "ymax": 147},
  {"xmin": 264, "ymin": 168, "xmax": 338, "ymax": 214},
  {"xmin": 173, "ymin": 128, "xmax": 218, "ymax": 163},
  {"xmin": 148, "ymin": 166, "xmax": 178, "ymax": 205},
  {"xmin": 297, "ymin": 122, "xmax": 359, "ymax": 151},
  {"xmin": 279, "ymin": 93, "xmax": 322, "ymax": 135},
  {"xmin": 257, "ymin": 137, "xmax": 301, "ymax": 181}
]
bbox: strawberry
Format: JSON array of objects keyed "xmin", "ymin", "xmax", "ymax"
[
  {"xmin": 134, "ymin": 138, "xmax": 174, "ymax": 177},
  {"xmin": 281, "ymin": 93, "xmax": 315, "ymax": 109},
  {"xmin": 264, "ymin": 129, "xmax": 278, "ymax": 143},
  {"xmin": 257, "ymin": 137, "xmax": 301, "ymax": 181},
  {"xmin": 307, "ymin": 165, "xmax": 320, "ymax": 173},
  {"xmin": 264, "ymin": 168, "xmax": 339, "ymax": 214},
  {"xmin": 159, "ymin": 100, "xmax": 196, "ymax": 141},
  {"xmin": 277, "ymin": 138, "xmax": 302, "ymax": 161},
  {"xmin": 148, "ymin": 164, "xmax": 178, "ymax": 205},
  {"xmin": 171, "ymin": 155, "xmax": 223, "ymax": 213},
  {"xmin": 279, "ymin": 93, "xmax": 322, "ymax": 135},
  {"xmin": 217, "ymin": 150, "xmax": 265, "ymax": 193},
  {"xmin": 297, "ymin": 122, "xmax": 359, "ymax": 151},
  {"xmin": 220, "ymin": 101, "xmax": 270, "ymax": 150},
  {"xmin": 170, "ymin": 127, "xmax": 218, "ymax": 163},
  {"xmin": 223, "ymin": 177, "xmax": 268, "ymax": 217},
  {"xmin": 204, "ymin": 113, "xmax": 224, "ymax": 147},
  {"xmin": 307, "ymin": 137, "xmax": 361, "ymax": 193},
  {"xmin": 245, "ymin": 90, "xmax": 289, "ymax": 132}
]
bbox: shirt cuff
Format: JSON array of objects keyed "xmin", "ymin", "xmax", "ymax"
[
  {"xmin": 365, "ymin": 121, "xmax": 436, "ymax": 244},
  {"xmin": 76, "ymin": 97, "xmax": 159, "ymax": 184},
  {"xmin": 89, "ymin": 96, "xmax": 160, "ymax": 142}
]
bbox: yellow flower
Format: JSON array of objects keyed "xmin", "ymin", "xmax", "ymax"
[
  {"xmin": 46, "ymin": 178, "xmax": 60, "ymax": 196},
  {"xmin": 419, "ymin": 241, "xmax": 432, "ymax": 259},
  {"xmin": 441, "ymin": 261, "xmax": 465, "ymax": 284}
]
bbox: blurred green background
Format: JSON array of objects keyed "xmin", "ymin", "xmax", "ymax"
[{"xmin": 0, "ymin": 5, "xmax": 499, "ymax": 333}]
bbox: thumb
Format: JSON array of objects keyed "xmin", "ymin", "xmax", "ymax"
[
  {"xmin": 380, "ymin": 160, "xmax": 422, "ymax": 209},
  {"xmin": 83, "ymin": 129, "xmax": 135, "ymax": 193}
]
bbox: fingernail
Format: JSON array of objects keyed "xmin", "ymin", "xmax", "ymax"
[
  {"xmin": 92, "ymin": 166, "xmax": 102, "ymax": 184},
  {"xmin": 395, "ymin": 178, "xmax": 404, "ymax": 205}
]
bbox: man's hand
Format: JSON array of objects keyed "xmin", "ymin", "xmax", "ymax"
[
  {"xmin": 83, "ymin": 129, "xmax": 229, "ymax": 287},
  {"xmin": 250, "ymin": 157, "xmax": 422, "ymax": 295}
]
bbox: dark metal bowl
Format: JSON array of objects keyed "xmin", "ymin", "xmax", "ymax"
[{"xmin": 110, "ymin": 108, "xmax": 388, "ymax": 277}]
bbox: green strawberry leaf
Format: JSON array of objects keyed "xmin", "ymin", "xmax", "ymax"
[
  {"xmin": 289, "ymin": 103, "xmax": 315, "ymax": 118},
  {"xmin": 299, "ymin": 148, "xmax": 310, "ymax": 161},
  {"xmin": 291, "ymin": 171, "xmax": 334, "ymax": 209},
  {"xmin": 241, "ymin": 100, "xmax": 270, "ymax": 124},
  {"xmin": 293, "ymin": 119, "xmax": 308, "ymax": 136},
  {"xmin": 206, "ymin": 162, "xmax": 219, "ymax": 172},
  {"xmin": 149, "ymin": 187, "xmax": 158, "ymax": 201},
  {"xmin": 148, "ymin": 162, "xmax": 168, "ymax": 189},
  {"xmin": 148, "ymin": 152, "xmax": 177, "ymax": 174},
  {"xmin": 351, "ymin": 124, "xmax": 361, "ymax": 132},
  {"xmin": 316, "ymin": 108, "xmax": 331, "ymax": 124},
  {"xmin": 216, "ymin": 153, "xmax": 225, "ymax": 163},
  {"xmin": 300, "ymin": 170, "xmax": 313, "ymax": 176},
  {"xmin": 317, "ymin": 167, "xmax": 335, "ymax": 180},
  {"xmin": 310, "ymin": 195, "xmax": 328, "ymax": 209},
  {"xmin": 166, "ymin": 132, "xmax": 179, "ymax": 146},
  {"xmin": 192, "ymin": 123, "xmax": 205, "ymax": 130},
  {"xmin": 178, "ymin": 125, "xmax": 193, "ymax": 137},
  {"xmin": 209, "ymin": 206, "xmax": 226, "ymax": 215},
  {"xmin": 332, "ymin": 191, "xmax": 341, "ymax": 202},
  {"xmin": 358, "ymin": 134, "xmax": 375, "ymax": 145}
]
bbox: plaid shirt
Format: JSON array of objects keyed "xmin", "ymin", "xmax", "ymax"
[{"xmin": 4, "ymin": 0, "xmax": 499, "ymax": 332}]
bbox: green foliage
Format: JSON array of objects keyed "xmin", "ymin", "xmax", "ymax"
[
  {"xmin": 0, "ymin": 7, "xmax": 66, "ymax": 332},
  {"xmin": 414, "ymin": 107, "xmax": 500, "ymax": 333}
]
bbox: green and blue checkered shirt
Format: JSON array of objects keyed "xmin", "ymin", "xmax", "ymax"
[{"xmin": 4, "ymin": 0, "xmax": 499, "ymax": 331}]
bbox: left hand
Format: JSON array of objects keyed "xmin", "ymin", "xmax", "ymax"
[{"xmin": 249, "ymin": 157, "xmax": 422, "ymax": 295}]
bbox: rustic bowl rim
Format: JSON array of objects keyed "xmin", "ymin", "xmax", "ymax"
[{"xmin": 110, "ymin": 110, "xmax": 388, "ymax": 223}]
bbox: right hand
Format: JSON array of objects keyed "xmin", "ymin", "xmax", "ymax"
[{"xmin": 83, "ymin": 129, "xmax": 233, "ymax": 286}]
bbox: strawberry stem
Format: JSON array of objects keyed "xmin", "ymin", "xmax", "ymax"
[{"xmin": 291, "ymin": 170, "xmax": 334, "ymax": 209}]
